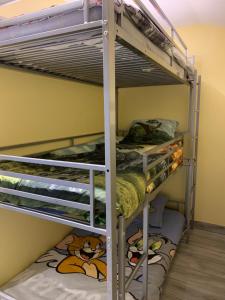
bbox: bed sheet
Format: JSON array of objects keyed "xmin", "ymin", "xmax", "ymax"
[
  {"xmin": 0, "ymin": 139, "xmax": 183, "ymax": 226},
  {"xmin": 1, "ymin": 209, "xmax": 184, "ymax": 300}
]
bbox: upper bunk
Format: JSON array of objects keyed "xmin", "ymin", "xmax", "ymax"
[{"xmin": 0, "ymin": 0, "xmax": 195, "ymax": 87}]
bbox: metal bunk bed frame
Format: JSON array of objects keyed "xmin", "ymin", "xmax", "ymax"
[{"xmin": 0, "ymin": 0, "xmax": 201, "ymax": 299}]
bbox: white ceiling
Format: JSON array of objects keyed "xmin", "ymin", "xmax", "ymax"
[{"xmin": 156, "ymin": 0, "xmax": 225, "ymax": 26}]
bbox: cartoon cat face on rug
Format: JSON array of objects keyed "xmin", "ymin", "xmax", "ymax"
[{"xmin": 127, "ymin": 230, "xmax": 169, "ymax": 267}]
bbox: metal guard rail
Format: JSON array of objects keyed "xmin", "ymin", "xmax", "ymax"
[{"xmin": 0, "ymin": 134, "xmax": 183, "ymax": 234}]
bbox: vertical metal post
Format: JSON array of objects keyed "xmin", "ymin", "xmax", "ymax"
[
  {"xmin": 116, "ymin": 88, "xmax": 119, "ymax": 136},
  {"xmin": 118, "ymin": 216, "xmax": 126, "ymax": 300},
  {"xmin": 185, "ymin": 72, "xmax": 197, "ymax": 232},
  {"xmin": 83, "ymin": 0, "xmax": 89, "ymax": 23},
  {"xmin": 142, "ymin": 201, "xmax": 149, "ymax": 299},
  {"xmin": 102, "ymin": 1, "xmax": 117, "ymax": 299},
  {"xmin": 191, "ymin": 75, "xmax": 201, "ymax": 227},
  {"xmin": 89, "ymin": 169, "xmax": 95, "ymax": 227}
]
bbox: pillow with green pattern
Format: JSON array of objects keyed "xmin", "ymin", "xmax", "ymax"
[{"xmin": 121, "ymin": 119, "xmax": 179, "ymax": 145}]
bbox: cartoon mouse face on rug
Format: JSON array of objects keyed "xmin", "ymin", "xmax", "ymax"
[
  {"xmin": 127, "ymin": 230, "xmax": 163, "ymax": 267},
  {"xmin": 56, "ymin": 234, "xmax": 107, "ymax": 281}
]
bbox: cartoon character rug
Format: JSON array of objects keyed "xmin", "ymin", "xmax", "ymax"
[{"xmin": 1, "ymin": 221, "xmax": 177, "ymax": 300}]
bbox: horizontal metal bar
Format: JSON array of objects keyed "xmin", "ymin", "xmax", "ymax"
[
  {"xmin": 144, "ymin": 149, "xmax": 174, "ymax": 173},
  {"xmin": 125, "ymin": 253, "xmax": 147, "ymax": 291},
  {"xmin": 0, "ymin": 187, "xmax": 90, "ymax": 211},
  {"xmin": 0, "ymin": 202, "xmax": 106, "ymax": 235},
  {"xmin": 0, "ymin": 132, "xmax": 103, "ymax": 152},
  {"xmin": 132, "ymin": 0, "xmax": 187, "ymax": 58},
  {"xmin": 142, "ymin": 134, "xmax": 184, "ymax": 157},
  {"xmin": 147, "ymin": 161, "xmax": 174, "ymax": 186},
  {"xmin": 0, "ymin": 170, "xmax": 89, "ymax": 191},
  {"xmin": 0, "ymin": 21, "xmax": 103, "ymax": 47},
  {"xmin": 146, "ymin": 0, "xmax": 188, "ymax": 50},
  {"xmin": 0, "ymin": 155, "xmax": 106, "ymax": 172},
  {"xmin": 0, "ymin": 1, "xmax": 84, "ymax": 28}
]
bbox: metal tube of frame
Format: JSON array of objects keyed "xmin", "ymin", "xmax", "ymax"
[
  {"xmin": 143, "ymin": 201, "xmax": 149, "ymax": 299},
  {"xmin": 116, "ymin": 88, "xmax": 119, "ymax": 136},
  {"xmin": 147, "ymin": 161, "xmax": 174, "ymax": 186},
  {"xmin": 0, "ymin": 21, "xmax": 103, "ymax": 48},
  {"xmin": 144, "ymin": 149, "xmax": 175, "ymax": 174},
  {"xmin": 0, "ymin": 202, "xmax": 106, "ymax": 235},
  {"xmin": 0, "ymin": 170, "xmax": 89, "ymax": 191},
  {"xmin": 185, "ymin": 72, "xmax": 197, "ymax": 231},
  {"xmin": 0, "ymin": 132, "xmax": 103, "ymax": 152},
  {"xmin": 191, "ymin": 75, "xmax": 201, "ymax": 227},
  {"xmin": 102, "ymin": 1, "xmax": 117, "ymax": 299},
  {"xmin": 83, "ymin": 0, "xmax": 89, "ymax": 23},
  {"xmin": 89, "ymin": 169, "xmax": 95, "ymax": 227},
  {"xmin": 0, "ymin": 187, "xmax": 91, "ymax": 211},
  {"xmin": 146, "ymin": 0, "xmax": 188, "ymax": 50},
  {"xmin": 185, "ymin": 162, "xmax": 191, "ymax": 232},
  {"xmin": 133, "ymin": 0, "xmax": 187, "ymax": 57},
  {"xmin": 118, "ymin": 216, "xmax": 126, "ymax": 300},
  {"xmin": 0, "ymin": 155, "xmax": 106, "ymax": 171},
  {"xmin": 142, "ymin": 134, "xmax": 184, "ymax": 156}
]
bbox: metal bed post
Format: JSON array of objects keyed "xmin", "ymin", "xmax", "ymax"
[
  {"xmin": 142, "ymin": 200, "xmax": 149, "ymax": 299},
  {"xmin": 191, "ymin": 75, "xmax": 201, "ymax": 228},
  {"xmin": 83, "ymin": 0, "xmax": 89, "ymax": 23},
  {"xmin": 185, "ymin": 71, "xmax": 198, "ymax": 235},
  {"xmin": 118, "ymin": 216, "xmax": 126, "ymax": 300},
  {"xmin": 102, "ymin": 1, "xmax": 117, "ymax": 299},
  {"xmin": 142, "ymin": 155, "xmax": 149, "ymax": 300},
  {"xmin": 116, "ymin": 88, "xmax": 119, "ymax": 136}
]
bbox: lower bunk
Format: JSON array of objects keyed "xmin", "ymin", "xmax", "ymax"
[{"xmin": 0, "ymin": 203, "xmax": 185, "ymax": 300}]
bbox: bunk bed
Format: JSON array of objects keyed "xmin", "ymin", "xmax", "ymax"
[{"xmin": 0, "ymin": 0, "xmax": 201, "ymax": 299}]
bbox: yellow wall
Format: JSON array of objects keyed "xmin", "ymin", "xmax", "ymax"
[
  {"xmin": 0, "ymin": 68, "xmax": 103, "ymax": 285},
  {"xmin": 119, "ymin": 25, "xmax": 225, "ymax": 227}
]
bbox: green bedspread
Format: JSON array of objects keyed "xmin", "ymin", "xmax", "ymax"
[{"xmin": 0, "ymin": 141, "xmax": 174, "ymax": 226}]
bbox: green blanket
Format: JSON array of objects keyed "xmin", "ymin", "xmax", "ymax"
[{"xmin": 0, "ymin": 141, "xmax": 171, "ymax": 225}]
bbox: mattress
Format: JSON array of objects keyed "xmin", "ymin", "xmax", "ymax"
[
  {"xmin": 0, "ymin": 0, "xmax": 191, "ymax": 71},
  {"xmin": 0, "ymin": 209, "xmax": 185, "ymax": 300},
  {"xmin": 0, "ymin": 137, "xmax": 183, "ymax": 226}
]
